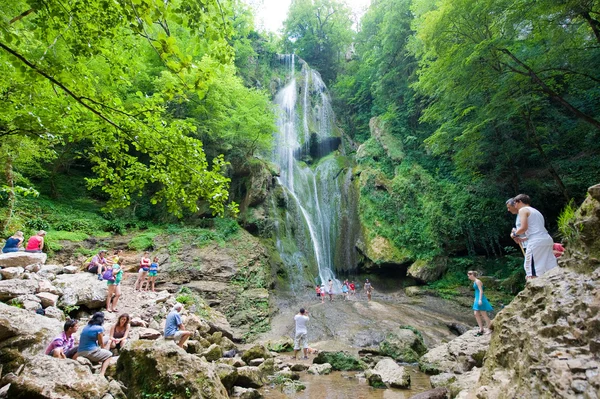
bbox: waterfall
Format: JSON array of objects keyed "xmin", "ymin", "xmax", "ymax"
[{"xmin": 271, "ymin": 55, "xmax": 359, "ymax": 294}]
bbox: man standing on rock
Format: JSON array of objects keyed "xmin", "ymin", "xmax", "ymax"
[
  {"xmin": 293, "ymin": 308, "xmax": 309, "ymax": 360},
  {"xmin": 164, "ymin": 303, "xmax": 192, "ymax": 348}
]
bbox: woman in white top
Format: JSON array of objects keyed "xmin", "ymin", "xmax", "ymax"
[{"xmin": 511, "ymin": 194, "xmax": 557, "ymax": 279}]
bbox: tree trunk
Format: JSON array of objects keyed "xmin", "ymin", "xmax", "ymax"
[{"xmin": 1, "ymin": 154, "xmax": 15, "ymax": 233}]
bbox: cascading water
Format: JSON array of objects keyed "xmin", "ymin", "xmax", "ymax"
[{"xmin": 271, "ymin": 55, "xmax": 359, "ymax": 293}]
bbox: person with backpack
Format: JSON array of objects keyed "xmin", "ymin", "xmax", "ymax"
[{"xmin": 105, "ymin": 256, "xmax": 123, "ymax": 312}]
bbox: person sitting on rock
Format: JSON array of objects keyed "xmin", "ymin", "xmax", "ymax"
[
  {"xmin": 25, "ymin": 230, "xmax": 46, "ymax": 253},
  {"xmin": 45, "ymin": 319, "xmax": 79, "ymax": 359},
  {"xmin": 104, "ymin": 313, "xmax": 130, "ymax": 352},
  {"xmin": 2, "ymin": 231, "xmax": 24, "ymax": 253},
  {"xmin": 164, "ymin": 303, "xmax": 192, "ymax": 348},
  {"xmin": 77, "ymin": 312, "xmax": 113, "ymax": 376},
  {"xmin": 88, "ymin": 250, "xmax": 108, "ymax": 279}
]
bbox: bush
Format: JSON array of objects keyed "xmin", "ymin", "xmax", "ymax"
[
  {"xmin": 25, "ymin": 218, "xmax": 49, "ymax": 231},
  {"xmin": 128, "ymin": 231, "xmax": 159, "ymax": 251}
]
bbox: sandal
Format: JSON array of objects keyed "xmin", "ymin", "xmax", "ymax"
[{"xmin": 475, "ymin": 330, "xmax": 484, "ymax": 337}]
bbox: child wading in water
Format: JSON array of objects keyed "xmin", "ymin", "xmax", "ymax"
[
  {"xmin": 145, "ymin": 257, "xmax": 159, "ymax": 292},
  {"xmin": 467, "ymin": 271, "xmax": 493, "ymax": 336}
]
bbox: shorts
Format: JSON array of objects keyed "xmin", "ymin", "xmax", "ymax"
[
  {"xmin": 165, "ymin": 331, "xmax": 185, "ymax": 341},
  {"xmin": 48, "ymin": 346, "xmax": 78, "ymax": 358},
  {"xmin": 148, "ymin": 271, "xmax": 157, "ymax": 277},
  {"xmin": 316, "ymin": 293, "xmax": 321, "ymax": 298},
  {"xmin": 294, "ymin": 332, "xmax": 308, "ymax": 350},
  {"xmin": 78, "ymin": 348, "xmax": 112, "ymax": 363}
]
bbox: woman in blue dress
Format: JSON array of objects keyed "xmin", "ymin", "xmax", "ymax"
[{"xmin": 468, "ymin": 271, "xmax": 493, "ymax": 336}]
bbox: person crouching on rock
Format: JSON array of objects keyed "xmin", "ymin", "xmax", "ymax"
[
  {"xmin": 164, "ymin": 303, "xmax": 192, "ymax": 348},
  {"xmin": 467, "ymin": 271, "xmax": 493, "ymax": 336},
  {"xmin": 45, "ymin": 319, "xmax": 79, "ymax": 359},
  {"xmin": 104, "ymin": 313, "xmax": 130, "ymax": 352},
  {"xmin": 77, "ymin": 312, "xmax": 113, "ymax": 376}
]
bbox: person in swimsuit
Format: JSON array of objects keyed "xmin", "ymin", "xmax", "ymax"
[
  {"xmin": 327, "ymin": 279, "xmax": 334, "ymax": 302},
  {"xmin": 146, "ymin": 256, "xmax": 159, "ymax": 291},
  {"xmin": 364, "ymin": 279, "xmax": 373, "ymax": 301},
  {"xmin": 2, "ymin": 231, "xmax": 24, "ymax": 253},
  {"xmin": 467, "ymin": 271, "xmax": 493, "ymax": 336},
  {"xmin": 315, "ymin": 285, "xmax": 323, "ymax": 303},
  {"xmin": 134, "ymin": 251, "xmax": 151, "ymax": 291},
  {"xmin": 104, "ymin": 313, "xmax": 130, "ymax": 351},
  {"xmin": 349, "ymin": 281, "xmax": 356, "ymax": 297},
  {"xmin": 512, "ymin": 194, "xmax": 558, "ymax": 279},
  {"xmin": 342, "ymin": 281, "xmax": 349, "ymax": 300},
  {"xmin": 25, "ymin": 230, "xmax": 46, "ymax": 253}
]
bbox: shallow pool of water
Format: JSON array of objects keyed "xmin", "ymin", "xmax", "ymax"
[{"xmin": 260, "ymin": 366, "xmax": 432, "ymax": 399}]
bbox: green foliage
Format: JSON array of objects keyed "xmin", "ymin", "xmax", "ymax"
[
  {"xmin": 8, "ymin": 299, "xmax": 23, "ymax": 309},
  {"xmin": 313, "ymin": 351, "xmax": 365, "ymax": 371},
  {"xmin": 175, "ymin": 294, "xmax": 194, "ymax": 305},
  {"xmin": 128, "ymin": 231, "xmax": 159, "ymax": 251},
  {"xmin": 557, "ymin": 200, "xmax": 581, "ymax": 242},
  {"xmin": 283, "ymin": 0, "xmax": 354, "ymax": 83}
]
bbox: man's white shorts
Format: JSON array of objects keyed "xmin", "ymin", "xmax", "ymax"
[{"xmin": 294, "ymin": 332, "xmax": 308, "ymax": 349}]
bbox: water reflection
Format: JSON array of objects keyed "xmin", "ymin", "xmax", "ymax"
[{"xmin": 260, "ymin": 366, "xmax": 432, "ymax": 399}]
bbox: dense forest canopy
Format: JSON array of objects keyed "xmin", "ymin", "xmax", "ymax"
[
  {"xmin": 1, "ymin": 0, "xmax": 599, "ymax": 271},
  {"xmin": 280, "ymin": 0, "xmax": 600, "ymax": 260},
  {"xmin": 0, "ymin": 0, "xmax": 277, "ymax": 230}
]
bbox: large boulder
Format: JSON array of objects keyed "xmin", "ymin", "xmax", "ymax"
[
  {"xmin": 379, "ymin": 327, "xmax": 427, "ymax": 363},
  {"xmin": 53, "ymin": 273, "xmax": 107, "ymax": 309},
  {"xmin": 368, "ymin": 358, "xmax": 411, "ymax": 389},
  {"xmin": 476, "ymin": 267, "xmax": 600, "ymax": 398},
  {"xmin": 241, "ymin": 345, "xmax": 271, "ymax": 364},
  {"xmin": 307, "ymin": 363, "xmax": 332, "ymax": 375},
  {"xmin": 0, "ymin": 267, "xmax": 24, "ymax": 280},
  {"xmin": 3, "ymin": 354, "xmax": 110, "ymax": 398},
  {"xmin": 0, "ymin": 252, "xmax": 47, "ymax": 268},
  {"xmin": 419, "ymin": 329, "xmax": 490, "ymax": 375},
  {"xmin": 0, "ymin": 302, "xmax": 62, "ymax": 373},
  {"xmin": 407, "ymin": 257, "xmax": 448, "ymax": 283},
  {"xmin": 117, "ymin": 340, "xmax": 229, "ymax": 399},
  {"xmin": 235, "ymin": 366, "xmax": 265, "ymax": 388},
  {"xmin": 0, "ymin": 279, "xmax": 38, "ymax": 301}
]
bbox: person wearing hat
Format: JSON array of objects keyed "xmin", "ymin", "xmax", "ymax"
[{"xmin": 88, "ymin": 250, "xmax": 108, "ymax": 279}]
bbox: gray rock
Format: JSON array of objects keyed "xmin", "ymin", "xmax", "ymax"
[
  {"xmin": 215, "ymin": 363, "xmax": 238, "ymax": 390},
  {"xmin": 0, "ymin": 252, "xmax": 47, "ymax": 268},
  {"xmin": 130, "ymin": 317, "xmax": 147, "ymax": 327},
  {"xmin": 137, "ymin": 328, "xmax": 161, "ymax": 340},
  {"xmin": 37, "ymin": 280, "xmax": 61, "ymax": 295},
  {"xmin": 3, "ymin": 355, "xmax": 109, "ymax": 398},
  {"xmin": 39, "ymin": 264, "xmax": 64, "ymax": 276},
  {"xmin": 249, "ymin": 358, "xmax": 264, "ymax": 366},
  {"xmin": 62, "ymin": 266, "xmax": 79, "ymax": 274},
  {"xmin": 0, "ymin": 279, "xmax": 38, "ymax": 301},
  {"xmin": 370, "ymin": 358, "xmax": 410, "ymax": 389},
  {"xmin": 0, "ymin": 267, "xmax": 24, "ymax": 280},
  {"xmin": 202, "ymin": 344, "xmax": 223, "ymax": 362},
  {"xmin": 53, "ymin": 273, "xmax": 107, "ymax": 309},
  {"xmin": 307, "ymin": 363, "xmax": 332, "ymax": 375},
  {"xmin": 0, "ymin": 303, "xmax": 63, "ymax": 373},
  {"xmin": 231, "ymin": 386, "xmax": 262, "ymax": 399},
  {"xmin": 36, "ymin": 292, "xmax": 59, "ymax": 308},
  {"xmin": 408, "ymin": 387, "xmax": 449, "ymax": 399},
  {"xmin": 419, "ymin": 329, "xmax": 490, "ymax": 374},
  {"xmin": 25, "ymin": 263, "xmax": 42, "ymax": 273},
  {"xmin": 407, "ymin": 257, "xmax": 448, "ymax": 283},
  {"xmin": 235, "ymin": 366, "xmax": 265, "ymax": 388},
  {"xmin": 290, "ymin": 363, "xmax": 309, "ymax": 372},
  {"xmin": 43, "ymin": 306, "xmax": 65, "ymax": 321},
  {"xmin": 117, "ymin": 340, "xmax": 229, "ymax": 398},
  {"xmin": 242, "ymin": 345, "xmax": 271, "ymax": 364}
]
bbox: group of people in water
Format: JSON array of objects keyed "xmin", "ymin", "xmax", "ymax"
[
  {"xmin": 1, "ymin": 230, "xmax": 46, "ymax": 253},
  {"xmin": 314, "ymin": 278, "xmax": 375, "ymax": 303}
]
